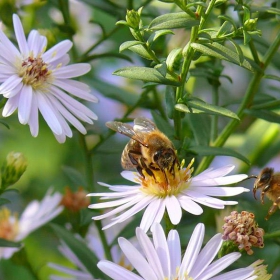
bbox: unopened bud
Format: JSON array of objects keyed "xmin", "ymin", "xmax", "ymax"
[
  {"xmin": 1, "ymin": 152, "xmax": 27, "ymax": 190},
  {"xmin": 126, "ymin": 8, "xmax": 142, "ymax": 29},
  {"xmin": 244, "ymin": 18, "xmax": 258, "ymax": 31}
]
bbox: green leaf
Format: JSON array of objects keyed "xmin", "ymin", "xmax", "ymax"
[
  {"xmin": 217, "ymin": 21, "xmax": 233, "ymax": 37},
  {"xmin": 0, "ymin": 197, "xmax": 11, "ymax": 206},
  {"xmin": 128, "ymin": 44, "xmax": 154, "ymax": 60},
  {"xmin": 119, "ymin": 41, "xmax": 144, "ymax": 52},
  {"xmin": 147, "ymin": 30, "xmax": 174, "ymax": 45},
  {"xmin": 113, "ymin": 67, "xmax": 181, "ymax": 86},
  {"xmin": 0, "ymin": 120, "xmax": 9, "ymax": 129},
  {"xmin": 251, "ymin": 99, "xmax": 280, "ymax": 110},
  {"xmin": 165, "ymin": 86, "xmax": 176, "ymax": 119},
  {"xmin": 218, "ymin": 15, "xmax": 237, "ymax": 32},
  {"xmin": 245, "ymin": 109, "xmax": 280, "ymax": 124},
  {"xmin": 149, "ymin": 12, "xmax": 199, "ymax": 30},
  {"xmin": 228, "ymin": 39, "xmax": 244, "ymax": 64},
  {"xmin": 151, "ymin": 112, "xmax": 175, "ymax": 139},
  {"xmin": 166, "ymin": 48, "xmax": 182, "ymax": 71},
  {"xmin": 0, "ymin": 238, "xmax": 21, "ymax": 248},
  {"xmin": 61, "ymin": 166, "xmax": 87, "ymax": 187},
  {"xmin": 175, "ymin": 99, "xmax": 239, "ymax": 120},
  {"xmin": 263, "ymin": 74, "xmax": 280, "ymax": 82},
  {"xmin": 51, "ymin": 223, "xmax": 103, "ymax": 278},
  {"xmin": 191, "ymin": 42, "xmax": 260, "ymax": 72},
  {"xmin": 188, "ymin": 146, "xmax": 250, "ymax": 164}
]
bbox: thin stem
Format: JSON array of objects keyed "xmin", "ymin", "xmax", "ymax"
[
  {"xmin": 211, "ymin": 85, "xmax": 219, "ymax": 142},
  {"xmin": 195, "ymin": 31, "xmax": 280, "ymax": 174},
  {"xmin": 249, "ymin": 40, "xmax": 260, "ymax": 64}
]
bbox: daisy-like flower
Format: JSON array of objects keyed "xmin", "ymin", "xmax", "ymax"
[
  {"xmin": 98, "ymin": 223, "xmax": 270, "ymax": 280},
  {"xmin": 0, "ymin": 189, "xmax": 63, "ymax": 259},
  {"xmin": 49, "ymin": 220, "xmax": 135, "ymax": 280},
  {"xmin": 0, "ymin": 14, "xmax": 97, "ymax": 143},
  {"xmin": 88, "ymin": 161, "xmax": 249, "ymax": 232}
]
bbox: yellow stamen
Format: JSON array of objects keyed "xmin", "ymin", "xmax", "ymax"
[{"xmin": 0, "ymin": 208, "xmax": 19, "ymax": 241}]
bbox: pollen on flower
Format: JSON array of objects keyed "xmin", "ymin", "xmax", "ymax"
[
  {"xmin": 19, "ymin": 55, "xmax": 52, "ymax": 90},
  {"xmin": 0, "ymin": 208, "xmax": 19, "ymax": 241},
  {"xmin": 222, "ymin": 210, "xmax": 265, "ymax": 255},
  {"xmin": 138, "ymin": 159, "xmax": 194, "ymax": 197},
  {"xmin": 250, "ymin": 260, "xmax": 272, "ymax": 280}
]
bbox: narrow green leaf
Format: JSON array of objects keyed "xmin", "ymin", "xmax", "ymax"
[
  {"xmin": 61, "ymin": 166, "xmax": 87, "ymax": 187},
  {"xmin": 51, "ymin": 223, "xmax": 103, "ymax": 279},
  {"xmin": 128, "ymin": 44, "xmax": 154, "ymax": 60},
  {"xmin": 119, "ymin": 41, "xmax": 144, "ymax": 52},
  {"xmin": 228, "ymin": 39, "xmax": 244, "ymax": 64},
  {"xmin": 217, "ymin": 21, "xmax": 233, "ymax": 37},
  {"xmin": 191, "ymin": 42, "xmax": 260, "ymax": 72},
  {"xmin": 176, "ymin": 99, "xmax": 239, "ymax": 119},
  {"xmin": 0, "ymin": 198, "xmax": 11, "ymax": 206},
  {"xmin": 113, "ymin": 67, "xmax": 181, "ymax": 86},
  {"xmin": 218, "ymin": 15, "xmax": 237, "ymax": 32},
  {"xmin": 0, "ymin": 238, "xmax": 21, "ymax": 248},
  {"xmin": 263, "ymin": 74, "xmax": 280, "ymax": 82},
  {"xmin": 147, "ymin": 30, "xmax": 174, "ymax": 45},
  {"xmin": 188, "ymin": 146, "xmax": 250, "ymax": 165},
  {"xmin": 166, "ymin": 48, "xmax": 182, "ymax": 71},
  {"xmin": 165, "ymin": 86, "xmax": 176, "ymax": 119},
  {"xmin": 251, "ymin": 99, "xmax": 280, "ymax": 110},
  {"xmin": 0, "ymin": 120, "xmax": 9, "ymax": 129},
  {"xmin": 245, "ymin": 109, "xmax": 280, "ymax": 123},
  {"xmin": 149, "ymin": 12, "xmax": 199, "ymax": 30}
]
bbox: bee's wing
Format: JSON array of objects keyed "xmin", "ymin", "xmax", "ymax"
[
  {"xmin": 134, "ymin": 117, "xmax": 157, "ymax": 133},
  {"xmin": 106, "ymin": 121, "xmax": 147, "ymax": 147}
]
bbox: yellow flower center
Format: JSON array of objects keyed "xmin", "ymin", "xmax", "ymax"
[
  {"xmin": 18, "ymin": 53, "xmax": 53, "ymax": 90},
  {"xmin": 0, "ymin": 208, "xmax": 19, "ymax": 241},
  {"xmin": 138, "ymin": 159, "xmax": 194, "ymax": 197}
]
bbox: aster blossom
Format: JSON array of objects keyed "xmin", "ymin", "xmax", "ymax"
[
  {"xmin": 0, "ymin": 14, "xmax": 97, "ymax": 142},
  {"xmin": 88, "ymin": 161, "xmax": 249, "ymax": 232},
  {"xmin": 98, "ymin": 223, "xmax": 269, "ymax": 280},
  {"xmin": 0, "ymin": 189, "xmax": 63, "ymax": 259}
]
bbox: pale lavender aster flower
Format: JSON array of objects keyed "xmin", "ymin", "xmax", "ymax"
[
  {"xmin": 0, "ymin": 14, "xmax": 97, "ymax": 142},
  {"xmin": 0, "ymin": 189, "xmax": 63, "ymax": 259},
  {"xmin": 88, "ymin": 162, "xmax": 249, "ymax": 232},
  {"xmin": 98, "ymin": 223, "xmax": 268, "ymax": 280}
]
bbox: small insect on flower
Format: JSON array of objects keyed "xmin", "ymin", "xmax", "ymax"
[
  {"xmin": 106, "ymin": 117, "xmax": 180, "ymax": 183},
  {"xmin": 247, "ymin": 167, "xmax": 280, "ymax": 220}
]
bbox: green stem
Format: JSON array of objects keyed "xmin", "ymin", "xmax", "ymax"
[
  {"xmin": 95, "ymin": 220, "xmax": 113, "ymax": 261},
  {"xmin": 249, "ymin": 40, "xmax": 260, "ymax": 65},
  {"xmin": 79, "ymin": 134, "xmax": 94, "ymax": 193},
  {"xmin": 211, "ymin": 85, "xmax": 219, "ymax": 142},
  {"xmin": 195, "ymin": 31, "xmax": 280, "ymax": 174}
]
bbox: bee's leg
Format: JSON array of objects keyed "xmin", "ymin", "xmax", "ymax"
[
  {"xmin": 260, "ymin": 191, "xmax": 265, "ymax": 204},
  {"xmin": 136, "ymin": 166, "xmax": 145, "ymax": 178},
  {"xmin": 128, "ymin": 150, "xmax": 142, "ymax": 166},
  {"xmin": 265, "ymin": 197, "xmax": 280, "ymax": 220}
]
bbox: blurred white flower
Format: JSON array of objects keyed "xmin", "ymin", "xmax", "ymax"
[
  {"xmin": 0, "ymin": 14, "xmax": 97, "ymax": 143},
  {"xmin": 88, "ymin": 162, "xmax": 249, "ymax": 232},
  {"xmin": 0, "ymin": 189, "xmax": 63, "ymax": 259},
  {"xmin": 49, "ymin": 220, "xmax": 134, "ymax": 280},
  {"xmin": 98, "ymin": 223, "xmax": 270, "ymax": 280}
]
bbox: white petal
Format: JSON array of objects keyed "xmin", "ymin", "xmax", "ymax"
[
  {"xmin": 37, "ymin": 92, "xmax": 63, "ymax": 135},
  {"xmin": 13, "ymin": 14, "xmax": 29, "ymax": 56},
  {"xmin": 2, "ymin": 94, "xmax": 20, "ymax": 117},
  {"xmin": 0, "ymin": 75, "xmax": 22, "ymax": 95},
  {"xmin": 27, "ymin": 30, "xmax": 46, "ymax": 56},
  {"xmin": 3, "ymin": 81, "xmax": 23, "ymax": 98},
  {"xmin": 18, "ymin": 85, "xmax": 33, "ymax": 124},
  {"xmin": 121, "ymin": 171, "xmax": 138, "ymax": 183},
  {"xmin": 167, "ymin": 230, "xmax": 181, "ymax": 277},
  {"xmin": 0, "ymin": 28, "xmax": 21, "ymax": 59},
  {"xmin": 165, "ymin": 195, "xmax": 182, "ymax": 225},
  {"xmin": 189, "ymin": 233, "xmax": 223, "ymax": 278},
  {"xmin": 140, "ymin": 199, "xmax": 162, "ymax": 233},
  {"xmin": 188, "ymin": 186, "xmax": 249, "ymax": 196},
  {"xmin": 54, "ymin": 63, "xmax": 91, "ymax": 79},
  {"xmin": 89, "ymin": 195, "xmax": 137, "ymax": 209},
  {"xmin": 43, "ymin": 40, "xmax": 72, "ymax": 64},
  {"xmin": 194, "ymin": 165, "xmax": 235, "ymax": 180},
  {"xmin": 199, "ymin": 252, "xmax": 241, "ymax": 280},
  {"xmin": 52, "ymin": 79, "xmax": 98, "ymax": 102},
  {"xmin": 209, "ymin": 267, "xmax": 254, "ymax": 280},
  {"xmin": 28, "ymin": 93, "xmax": 39, "ymax": 137},
  {"xmin": 119, "ymin": 237, "xmax": 157, "ymax": 280},
  {"xmin": 179, "ymin": 223, "xmax": 204, "ymax": 278},
  {"xmin": 136, "ymin": 228, "xmax": 165, "ymax": 279},
  {"xmin": 153, "ymin": 224, "xmax": 170, "ymax": 278},
  {"xmin": 98, "ymin": 260, "xmax": 144, "ymax": 280},
  {"xmin": 178, "ymin": 196, "xmax": 203, "ymax": 215}
]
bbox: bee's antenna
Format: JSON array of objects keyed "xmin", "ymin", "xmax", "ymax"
[{"xmin": 240, "ymin": 175, "xmax": 258, "ymax": 182}]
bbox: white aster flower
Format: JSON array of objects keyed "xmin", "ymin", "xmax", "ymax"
[
  {"xmin": 98, "ymin": 223, "xmax": 269, "ymax": 280},
  {"xmin": 88, "ymin": 161, "xmax": 249, "ymax": 232},
  {"xmin": 0, "ymin": 189, "xmax": 63, "ymax": 259},
  {"xmin": 0, "ymin": 14, "xmax": 97, "ymax": 143},
  {"xmin": 49, "ymin": 220, "xmax": 135, "ymax": 280}
]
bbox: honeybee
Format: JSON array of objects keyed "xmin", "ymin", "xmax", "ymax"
[
  {"xmin": 250, "ymin": 167, "xmax": 280, "ymax": 220},
  {"xmin": 106, "ymin": 117, "xmax": 179, "ymax": 181}
]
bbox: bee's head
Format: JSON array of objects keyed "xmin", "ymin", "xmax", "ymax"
[
  {"xmin": 153, "ymin": 148, "xmax": 176, "ymax": 170},
  {"xmin": 253, "ymin": 167, "xmax": 274, "ymax": 199}
]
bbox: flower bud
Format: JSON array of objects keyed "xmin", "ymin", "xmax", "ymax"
[
  {"xmin": 1, "ymin": 152, "xmax": 27, "ymax": 190},
  {"xmin": 126, "ymin": 8, "xmax": 141, "ymax": 29},
  {"xmin": 244, "ymin": 18, "xmax": 258, "ymax": 31}
]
